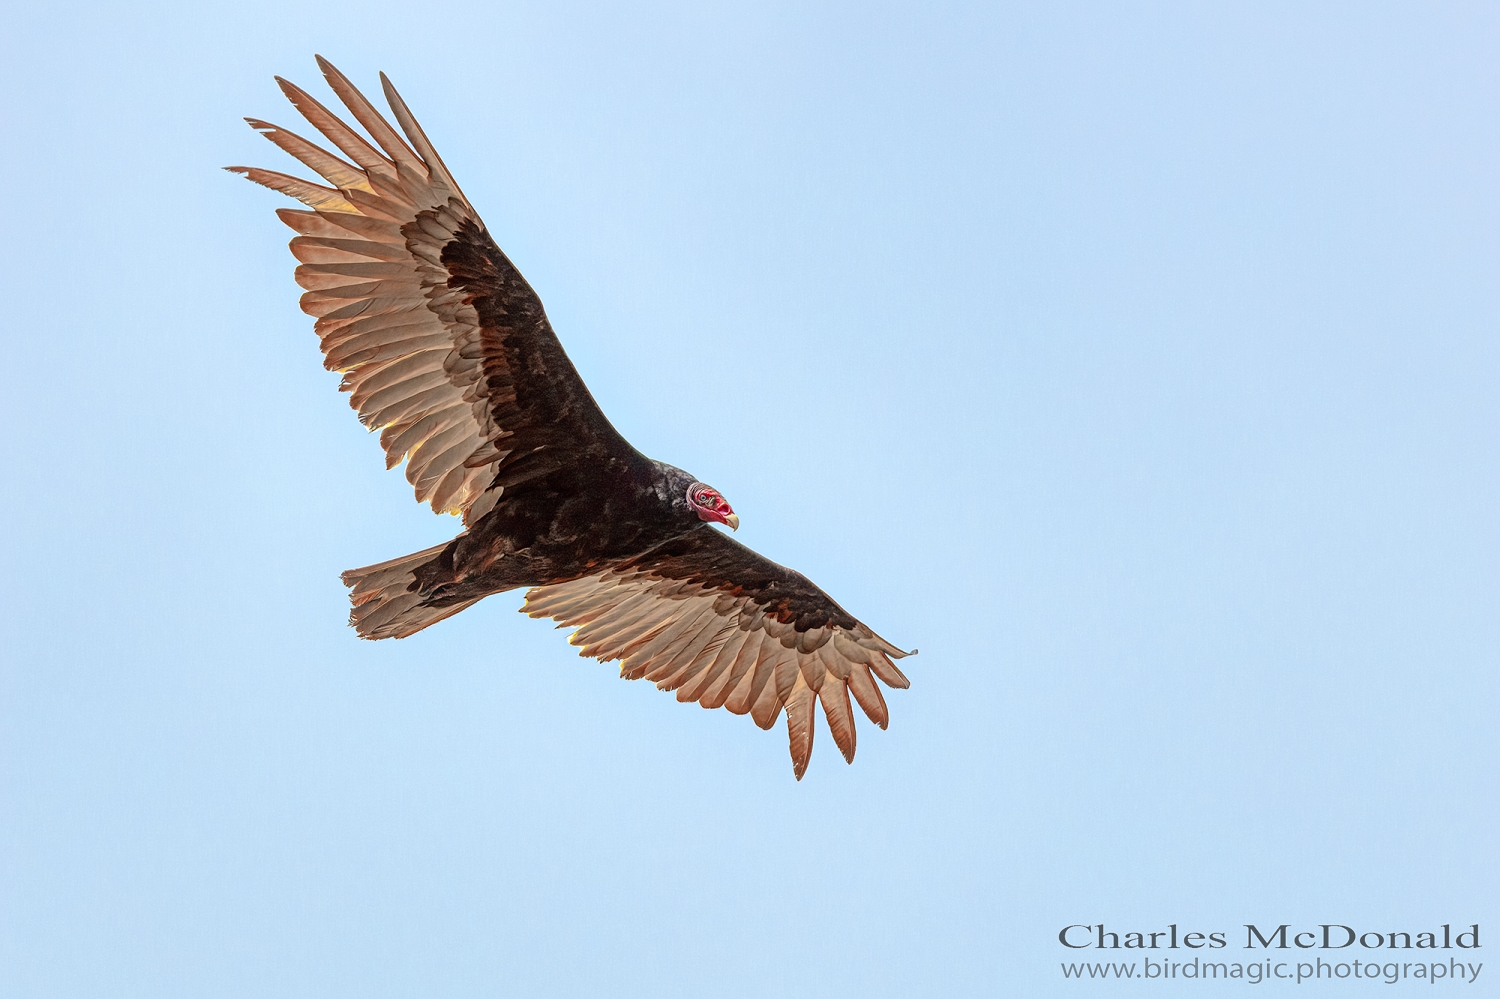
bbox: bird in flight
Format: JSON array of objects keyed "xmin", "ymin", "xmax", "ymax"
[{"xmin": 229, "ymin": 57, "xmax": 913, "ymax": 779}]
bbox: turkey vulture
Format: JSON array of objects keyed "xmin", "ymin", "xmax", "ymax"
[{"xmin": 229, "ymin": 57, "xmax": 914, "ymax": 779}]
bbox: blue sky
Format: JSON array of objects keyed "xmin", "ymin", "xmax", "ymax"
[{"xmin": 1, "ymin": 2, "xmax": 1494, "ymax": 996}]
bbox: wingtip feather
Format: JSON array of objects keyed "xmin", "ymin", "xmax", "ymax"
[
  {"xmin": 377, "ymin": 70, "xmax": 465, "ymax": 199},
  {"xmin": 316, "ymin": 56, "xmax": 424, "ymax": 173}
]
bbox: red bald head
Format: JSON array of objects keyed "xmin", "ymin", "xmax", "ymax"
[{"xmin": 687, "ymin": 482, "xmax": 739, "ymax": 530}]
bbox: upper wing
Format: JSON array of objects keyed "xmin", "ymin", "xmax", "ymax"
[
  {"xmin": 521, "ymin": 527, "xmax": 914, "ymax": 779},
  {"xmin": 229, "ymin": 57, "xmax": 636, "ymax": 523}
]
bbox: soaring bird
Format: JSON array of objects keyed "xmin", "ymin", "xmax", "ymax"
[{"xmin": 230, "ymin": 58, "xmax": 914, "ymax": 779}]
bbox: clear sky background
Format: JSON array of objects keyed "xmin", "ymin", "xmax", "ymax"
[{"xmin": 1, "ymin": 2, "xmax": 1494, "ymax": 996}]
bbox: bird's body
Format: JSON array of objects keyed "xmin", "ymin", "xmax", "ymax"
[
  {"xmin": 232, "ymin": 58, "xmax": 913, "ymax": 778},
  {"xmin": 411, "ymin": 455, "xmax": 688, "ymax": 602}
]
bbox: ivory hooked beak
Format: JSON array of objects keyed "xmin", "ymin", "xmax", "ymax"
[{"xmin": 724, "ymin": 513, "xmax": 740, "ymax": 531}]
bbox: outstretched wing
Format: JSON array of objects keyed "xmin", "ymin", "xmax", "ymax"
[
  {"xmin": 229, "ymin": 57, "xmax": 636, "ymax": 523},
  {"xmin": 521, "ymin": 527, "xmax": 914, "ymax": 779}
]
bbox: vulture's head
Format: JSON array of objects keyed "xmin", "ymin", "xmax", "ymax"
[{"xmin": 688, "ymin": 482, "xmax": 739, "ymax": 531}]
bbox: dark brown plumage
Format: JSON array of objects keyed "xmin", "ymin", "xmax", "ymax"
[{"xmin": 230, "ymin": 57, "xmax": 913, "ymax": 778}]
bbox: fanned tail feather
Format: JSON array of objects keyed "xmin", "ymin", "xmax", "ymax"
[{"xmin": 342, "ymin": 543, "xmax": 475, "ymax": 639}]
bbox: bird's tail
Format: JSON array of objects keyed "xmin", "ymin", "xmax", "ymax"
[{"xmin": 341, "ymin": 543, "xmax": 478, "ymax": 640}]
